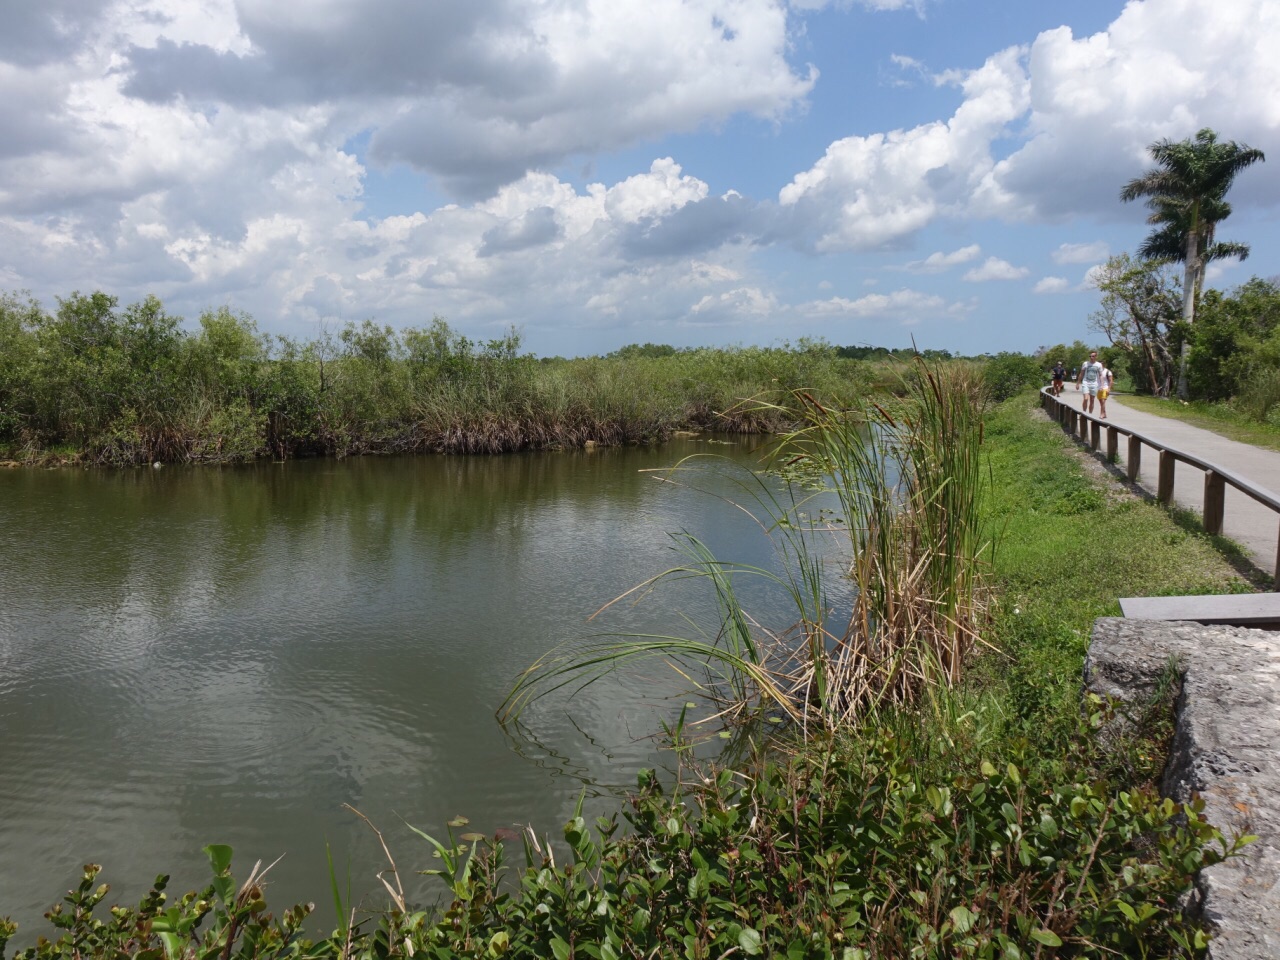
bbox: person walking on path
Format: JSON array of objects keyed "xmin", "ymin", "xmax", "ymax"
[
  {"xmin": 1097, "ymin": 365, "xmax": 1114, "ymax": 419},
  {"xmin": 1079, "ymin": 351, "xmax": 1105, "ymax": 413},
  {"xmin": 1051, "ymin": 360, "xmax": 1067, "ymax": 396}
]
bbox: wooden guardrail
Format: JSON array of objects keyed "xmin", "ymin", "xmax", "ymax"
[{"xmin": 1040, "ymin": 387, "xmax": 1280, "ymax": 590}]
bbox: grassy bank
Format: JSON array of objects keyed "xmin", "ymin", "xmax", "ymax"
[
  {"xmin": 1, "ymin": 390, "xmax": 1254, "ymax": 959},
  {"xmin": 969, "ymin": 390, "xmax": 1246, "ymax": 770}
]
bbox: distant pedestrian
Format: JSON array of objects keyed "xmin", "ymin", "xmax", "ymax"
[
  {"xmin": 1070, "ymin": 367, "xmax": 1079, "ymax": 390},
  {"xmin": 1051, "ymin": 360, "xmax": 1066, "ymax": 396},
  {"xmin": 1098, "ymin": 365, "xmax": 1114, "ymax": 419},
  {"xmin": 1079, "ymin": 351, "xmax": 1105, "ymax": 414}
]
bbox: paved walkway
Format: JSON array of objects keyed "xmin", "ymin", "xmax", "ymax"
[{"xmin": 1050, "ymin": 389, "xmax": 1280, "ymax": 581}]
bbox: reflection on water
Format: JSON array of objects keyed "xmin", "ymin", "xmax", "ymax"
[{"xmin": 0, "ymin": 440, "xmax": 843, "ymax": 938}]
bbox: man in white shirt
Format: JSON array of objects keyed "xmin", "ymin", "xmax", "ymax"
[{"xmin": 1079, "ymin": 351, "xmax": 1105, "ymax": 414}]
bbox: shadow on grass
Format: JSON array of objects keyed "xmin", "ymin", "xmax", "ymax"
[
  {"xmin": 1041, "ymin": 407, "xmax": 1273, "ymax": 592},
  {"xmin": 1164, "ymin": 505, "xmax": 1270, "ymax": 591}
]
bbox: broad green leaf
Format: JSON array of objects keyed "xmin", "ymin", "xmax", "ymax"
[
  {"xmin": 949, "ymin": 905, "xmax": 977, "ymax": 934},
  {"xmin": 1030, "ymin": 928, "xmax": 1062, "ymax": 947},
  {"xmin": 203, "ymin": 844, "xmax": 233, "ymax": 875},
  {"xmin": 157, "ymin": 932, "xmax": 181, "ymax": 960},
  {"xmin": 688, "ymin": 868, "xmax": 707, "ymax": 899}
]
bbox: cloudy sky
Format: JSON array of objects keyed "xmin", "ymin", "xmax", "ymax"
[{"xmin": 2, "ymin": 0, "xmax": 1277, "ymax": 357}]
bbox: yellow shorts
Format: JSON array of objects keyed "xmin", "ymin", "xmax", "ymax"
[{"xmin": 1098, "ymin": 388, "xmax": 1109, "ymax": 400}]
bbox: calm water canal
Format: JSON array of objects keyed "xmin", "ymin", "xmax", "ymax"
[{"xmin": 0, "ymin": 439, "xmax": 840, "ymax": 938}]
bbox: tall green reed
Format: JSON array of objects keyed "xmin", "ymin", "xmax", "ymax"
[{"xmin": 502, "ymin": 357, "xmax": 991, "ymax": 737}]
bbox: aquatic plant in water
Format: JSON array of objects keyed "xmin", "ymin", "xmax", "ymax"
[{"xmin": 501, "ymin": 356, "xmax": 992, "ymax": 737}]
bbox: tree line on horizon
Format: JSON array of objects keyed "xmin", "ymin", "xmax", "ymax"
[{"xmin": 0, "ymin": 292, "xmax": 936, "ymax": 465}]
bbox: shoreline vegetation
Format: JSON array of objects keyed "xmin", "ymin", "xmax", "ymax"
[
  {"xmin": 0, "ymin": 291, "xmax": 966, "ymax": 468},
  {"xmin": 5, "ymin": 282, "xmax": 1276, "ymax": 469},
  {"xmin": 1, "ymin": 378, "xmax": 1259, "ymax": 958}
]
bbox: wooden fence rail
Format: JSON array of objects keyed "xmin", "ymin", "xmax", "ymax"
[{"xmin": 1040, "ymin": 387, "xmax": 1280, "ymax": 590}]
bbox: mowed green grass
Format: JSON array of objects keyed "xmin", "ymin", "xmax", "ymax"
[{"xmin": 968, "ymin": 392, "xmax": 1250, "ymax": 747}]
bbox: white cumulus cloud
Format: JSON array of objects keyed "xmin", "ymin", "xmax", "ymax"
[
  {"xmin": 962, "ymin": 257, "xmax": 1029, "ymax": 282},
  {"xmin": 1051, "ymin": 241, "xmax": 1110, "ymax": 264},
  {"xmin": 798, "ymin": 288, "xmax": 972, "ymax": 321},
  {"xmin": 1034, "ymin": 276, "xmax": 1071, "ymax": 294},
  {"xmin": 903, "ymin": 244, "xmax": 982, "ymax": 273},
  {"xmin": 1, "ymin": 0, "xmax": 1278, "ymax": 355},
  {"xmin": 688, "ymin": 286, "xmax": 780, "ymax": 324},
  {"xmin": 779, "ymin": 0, "xmax": 1280, "ymax": 249}
]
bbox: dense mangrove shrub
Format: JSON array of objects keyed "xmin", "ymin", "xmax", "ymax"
[
  {"xmin": 980, "ymin": 352, "xmax": 1044, "ymax": 403},
  {"xmin": 1186, "ymin": 278, "xmax": 1280, "ymax": 404},
  {"xmin": 1, "ymin": 734, "xmax": 1239, "ymax": 960},
  {"xmin": 0, "ymin": 292, "xmax": 874, "ymax": 464}
]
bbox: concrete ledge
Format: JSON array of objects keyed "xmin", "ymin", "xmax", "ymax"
[
  {"xmin": 1119, "ymin": 594, "xmax": 1280, "ymax": 629},
  {"xmin": 1085, "ymin": 618, "xmax": 1280, "ymax": 959}
]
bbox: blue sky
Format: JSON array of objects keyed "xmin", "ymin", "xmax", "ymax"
[{"xmin": 1, "ymin": 0, "xmax": 1277, "ymax": 357}]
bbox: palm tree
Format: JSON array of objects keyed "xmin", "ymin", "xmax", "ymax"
[
  {"xmin": 1137, "ymin": 197, "xmax": 1253, "ymax": 287},
  {"xmin": 1120, "ymin": 128, "xmax": 1265, "ymax": 398}
]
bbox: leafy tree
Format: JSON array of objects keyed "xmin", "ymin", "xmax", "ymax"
[
  {"xmin": 982, "ymin": 352, "xmax": 1043, "ymax": 402},
  {"xmin": 1035, "ymin": 341, "xmax": 1092, "ymax": 376},
  {"xmin": 188, "ymin": 306, "xmax": 269, "ymax": 402},
  {"xmin": 116, "ymin": 294, "xmax": 184, "ymax": 412},
  {"xmin": 339, "ymin": 319, "xmax": 401, "ymax": 367},
  {"xmin": 0, "ymin": 293, "xmax": 41, "ymax": 446},
  {"xmin": 1087, "ymin": 254, "xmax": 1183, "ymax": 397},
  {"xmin": 1187, "ymin": 277, "xmax": 1280, "ymax": 401},
  {"xmin": 1120, "ymin": 128, "xmax": 1265, "ymax": 397},
  {"xmin": 403, "ymin": 316, "xmax": 474, "ymax": 381},
  {"xmin": 1134, "ymin": 197, "xmax": 1253, "ymax": 281}
]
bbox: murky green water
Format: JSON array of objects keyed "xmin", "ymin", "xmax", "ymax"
[{"xmin": 0, "ymin": 440, "xmax": 840, "ymax": 938}]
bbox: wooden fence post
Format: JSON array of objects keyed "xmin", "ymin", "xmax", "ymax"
[
  {"xmin": 1127, "ymin": 435, "xmax": 1141, "ymax": 482},
  {"xmin": 1275, "ymin": 521, "xmax": 1280, "ymax": 591},
  {"xmin": 1090, "ymin": 419, "xmax": 1101, "ymax": 451},
  {"xmin": 1158, "ymin": 450, "xmax": 1176, "ymax": 504},
  {"xmin": 1107, "ymin": 426, "xmax": 1118, "ymax": 461},
  {"xmin": 1204, "ymin": 471, "xmax": 1225, "ymax": 536}
]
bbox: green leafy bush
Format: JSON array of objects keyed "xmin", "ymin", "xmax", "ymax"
[
  {"xmin": 3, "ymin": 743, "xmax": 1239, "ymax": 960},
  {"xmin": 982, "ymin": 353, "xmax": 1044, "ymax": 403},
  {"xmin": 1187, "ymin": 278, "xmax": 1280, "ymax": 404},
  {"xmin": 0, "ymin": 291, "xmax": 880, "ymax": 464}
]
